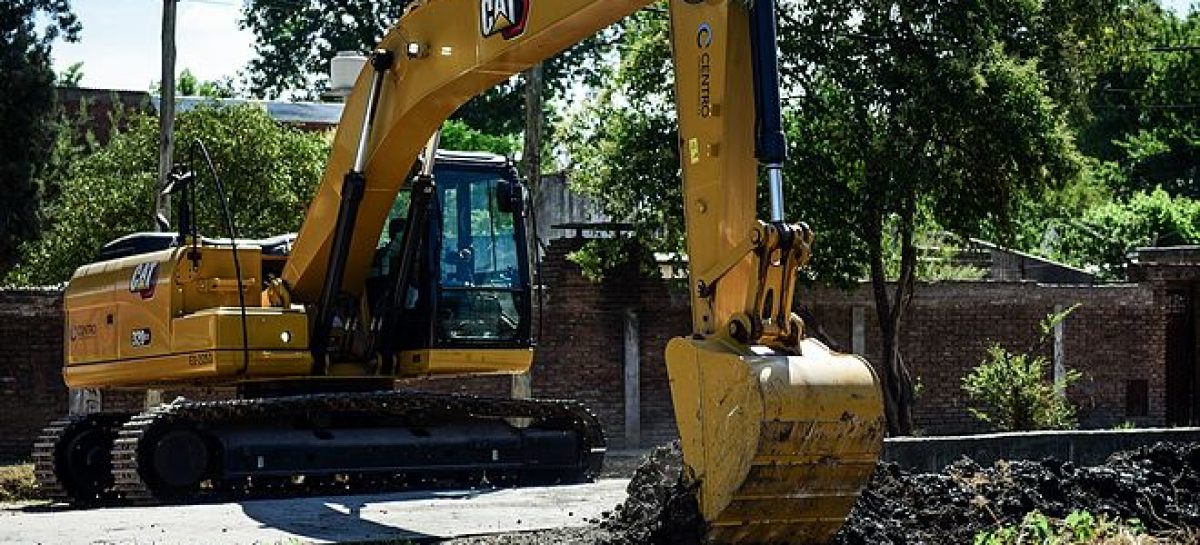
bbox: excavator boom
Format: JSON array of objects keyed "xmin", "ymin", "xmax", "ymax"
[{"xmin": 278, "ymin": 0, "xmax": 885, "ymax": 542}]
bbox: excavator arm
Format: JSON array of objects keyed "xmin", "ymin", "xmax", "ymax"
[{"xmin": 281, "ymin": 0, "xmax": 885, "ymax": 541}]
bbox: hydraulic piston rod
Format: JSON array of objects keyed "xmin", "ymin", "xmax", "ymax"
[
  {"xmin": 748, "ymin": 0, "xmax": 787, "ymax": 222},
  {"xmin": 311, "ymin": 49, "xmax": 395, "ymax": 371}
]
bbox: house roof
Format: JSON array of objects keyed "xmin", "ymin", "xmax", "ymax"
[
  {"xmin": 150, "ymin": 96, "xmax": 344, "ymax": 126},
  {"xmin": 966, "ymin": 238, "xmax": 1097, "ymax": 284}
]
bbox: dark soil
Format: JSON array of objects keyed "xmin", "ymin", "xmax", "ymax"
[
  {"xmin": 595, "ymin": 443, "xmax": 703, "ymax": 545},
  {"xmin": 445, "ymin": 441, "xmax": 1200, "ymax": 544},
  {"xmin": 443, "ymin": 444, "xmax": 702, "ymax": 545},
  {"xmin": 835, "ymin": 441, "xmax": 1200, "ymax": 544}
]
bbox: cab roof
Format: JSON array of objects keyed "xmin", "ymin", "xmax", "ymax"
[{"xmin": 435, "ymin": 149, "xmax": 512, "ymax": 168}]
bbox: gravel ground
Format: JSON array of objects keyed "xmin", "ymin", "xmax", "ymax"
[{"xmin": 445, "ymin": 442, "xmax": 1200, "ymax": 545}]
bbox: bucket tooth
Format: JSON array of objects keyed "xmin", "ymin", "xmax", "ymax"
[{"xmin": 666, "ymin": 337, "xmax": 885, "ymax": 543}]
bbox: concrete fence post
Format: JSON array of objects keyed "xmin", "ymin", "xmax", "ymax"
[
  {"xmin": 623, "ymin": 307, "xmax": 641, "ymax": 450},
  {"xmin": 852, "ymin": 306, "xmax": 866, "ymax": 355},
  {"xmin": 1054, "ymin": 304, "xmax": 1066, "ymax": 395}
]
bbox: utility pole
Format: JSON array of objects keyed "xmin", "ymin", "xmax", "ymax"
[
  {"xmin": 155, "ymin": 0, "xmax": 177, "ymax": 232},
  {"xmin": 147, "ymin": 0, "xmax": 177, "ymax": 412}
]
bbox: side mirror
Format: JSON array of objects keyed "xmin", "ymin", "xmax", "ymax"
[{"xmin": 497, "ymin": 180, "xmax": 525, "ymax": 215}]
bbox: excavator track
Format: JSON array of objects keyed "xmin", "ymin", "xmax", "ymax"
[
  {"xmin": 109, "ymin": 391, "xmax": 605, "ymax": 504},
  {"xmin": 33, "ymin": 413, "xmax": 133, "ymax": 505},
  {"xmin": 31, "ymin": 418, "xmax": 75, "ymax": 503}
]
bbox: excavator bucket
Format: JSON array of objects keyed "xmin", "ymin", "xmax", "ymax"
[{"xmin": 666, "ymin": 336, "xmax": 885, "ymax": 543}]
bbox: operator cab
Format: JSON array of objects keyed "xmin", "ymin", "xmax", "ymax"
[{"xmin": 367, "ymin": 151, "xmax": 532, "ymax": 372}]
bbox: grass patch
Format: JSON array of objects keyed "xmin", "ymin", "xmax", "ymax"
[
  {"xmin": 0, "ymin": 464, "xmax": 41, "ymax": 503},
  {"xmin": 975, "ymin": 510, "xmax": 1198, "ymax": 544}
]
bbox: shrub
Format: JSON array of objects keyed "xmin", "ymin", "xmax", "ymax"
[{"xmin": 962, "ymin": 306, "xmax": 1081, "ymax": 431}]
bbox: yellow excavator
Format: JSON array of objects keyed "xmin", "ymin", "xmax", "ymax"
[{"xmin": 35, "ymin": 0, "xmax": 884, "ymax": 541}]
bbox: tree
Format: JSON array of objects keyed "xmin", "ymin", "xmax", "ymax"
[
  {"xmin": 5, "ymin": 104, "xmax": 329, "ymax": 286},
  {"xmin": 1078, "ymin": 3, "xmax": 1198, "ymax": 197},
  {"xmin": 0, "ymin": 0, "xmax": 80, "ymax": 276},
  {"xmin": 558, "ymin": 9, "xmax": 684, "ymax": 278},
  {"xmin": 1010, "ymin": 4, "xmax": 1198, "ymax": 269},
  {"xmin": 177, "ymin": 69, "xmax": 238, "ymax": 99},
  {"xmin": 565, "ymin": 1, "xmax": 1116, "ymax": 435},
  {"xmin": 440, "ymin": 119, "xmax": 520, "ymax": 156},
  {"xmin": 153, "ymin": 69, "xmax": 239, "ymax": 98},
  {"xmin": 782, "ymin": 0, "xmax": 1112, "ymax": 435},
  {"xmin": 1051, "ymin": 188, "xmax": 1200, "ymax": 279}
]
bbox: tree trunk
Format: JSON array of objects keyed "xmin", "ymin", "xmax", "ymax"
[
  {"xmin": 522, "ymin": 63, "xmax": 544, "ymax": 191},
  {"xmin": 866, "ymin": 195, "xmax": 918, "ymax": 436},
  {"xmin": 516, "ymin": 62, "xmax": 544, "ymax": 401}
]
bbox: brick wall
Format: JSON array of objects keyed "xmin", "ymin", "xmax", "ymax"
[
  {"xmin": 0, "ymin": 244, "xmax": 1184, "ymax": 461},
  {"xmin": 800, "ymin": 282, "xmax": 1165, "ymax": 435},
  {"xmin": 530, "ymin": 238, "xmax": 691, "ymax": 449},
  {"xmin": 0, "ymin": 290, "xmax": 66, "ymax": 461}
]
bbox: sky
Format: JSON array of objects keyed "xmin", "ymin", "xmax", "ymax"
[
  {"xmin": 50, "ymin": 0, "xmax": 1197, "ymax": 93},
  {"xmin": 51, "ymin": 0, "xmax": 253, "ymax": 92}
]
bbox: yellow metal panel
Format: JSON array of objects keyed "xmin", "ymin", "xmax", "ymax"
[
  {"xmin": 172, "ymin": 244, "xmax": 264, "ymax": 314},
  {"xmin": 397, "ymin": 348, "xmax": 533, "ymax": 377},
  {"xmin": 170, "ymin": 308, "xmax": 309, "ymax": 354},
  {"xmin": 668, "ymin": 1, "xmax": 759, "ymax": 335},
  {"xmin": 63, "ymin": 349, "xmax": 312, "ymax": 388}
]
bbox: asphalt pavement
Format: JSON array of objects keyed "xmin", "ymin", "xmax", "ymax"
[{"xmin": 0, "ymin": 479, "xmax": 630, "ymax": 545}]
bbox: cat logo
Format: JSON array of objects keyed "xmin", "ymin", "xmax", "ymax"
[
  {"xmin": 129, "ymin": 262, "xmax": 159, "ymax": 300},
  {"xmin": 480, "ymin": 0, "xmax": 529, "ymax": 40},
  {"xmin": 131, "ymin": 328, "xmax": 152, "ymax": 348}
]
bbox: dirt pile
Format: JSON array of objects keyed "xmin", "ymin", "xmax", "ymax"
[
  {"xmin": 834, "ymin": 442, "xmax": 1200, "ymax": 544},
  {"xmin": 446, "ymin": 441, "xmax": 1200, "ymax": 544},
  {"xmin": 596, "ymin": 442, "xmax": 704, "ymax": 545}
]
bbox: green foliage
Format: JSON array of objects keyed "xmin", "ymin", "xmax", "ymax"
[
  {"xmin": 963, "ymin": 306, "xmax": 1082, "ymax": 432},
  {"xmin": 56, "ymin": 61, "xmax": 83, "ymax": 87},
  {"xmin": 1011, "ymin": 5, "xmax": 1200, "ymax": 270},
  {"xmin": 882, "ymin": 230, "xmax": 988, "ymax": 282},
  {"xmin": 1005, "ymin": 158, "xmax": 1118, "ymax": 254},
  {"xmin": 786, "ymin": 0, "xmax": 1104, "ymax": 434},
  {"xmin": 1078, "ymin": 5, "xmax": 1199, "ymax": 197},
  {"xmin": 559, "ymin": 0, "xmax": 1119, "ymax": 434},
  {"xmin": 177, "ymin": 69, "xmax": 237, "ymax": 99},
  {"xmin": 558, "ymin": 8, "xmax": 682, "ymax": 281},
  {"xmin": 240, "ymin": 0, "xmax": 409, "ymax": 100},
  {"xmin": 5, "ymin": 104, "xmax": 329, "ymax": 286},
  {"xmin": 0, "ymin": 0, "xmax": 80, "ymax": 276},
  {"xmin": 974, "ymin": 510, "xmax": 1148, "ymax": 544},
  {"xmin": 440, "ymin": 119, "xmax": 519, "ymax": 157},
  {"xmin": 1050, "ymin": 188, "xmax": 1200, "ymax": 279},
  {"xmin": 566, "ymin": 238, "xmax": 658, "ymax": 283},
  {"xmin": 152, "ymin": 69, "xmax": 238, "ymax": 98}
]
